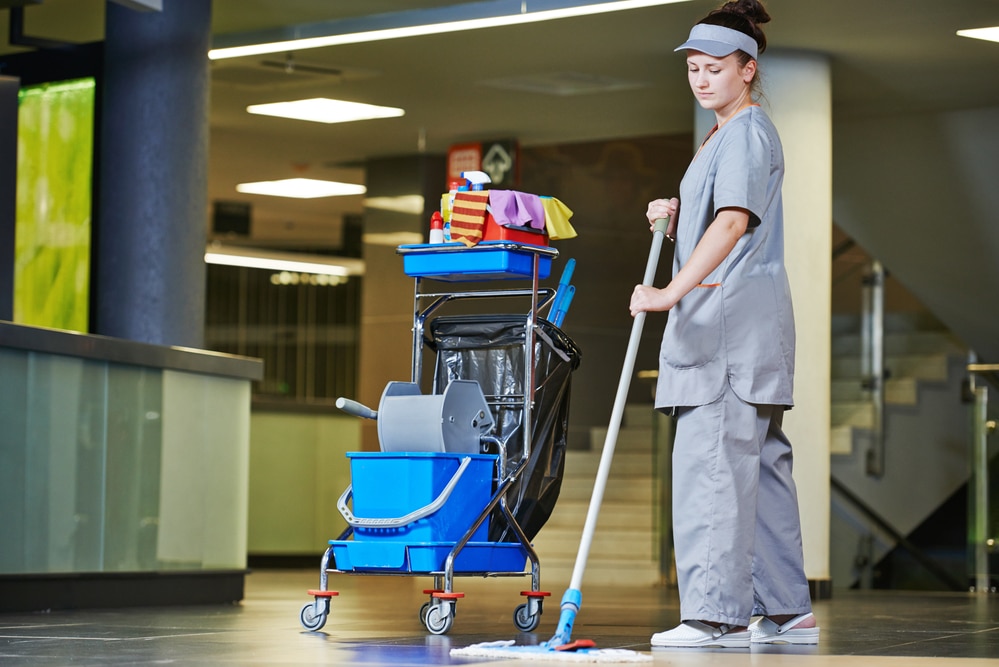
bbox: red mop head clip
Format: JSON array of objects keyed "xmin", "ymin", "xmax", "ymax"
[{"xmin": 554, "ymin": 639, "xmax": 597, "ymax": 652}]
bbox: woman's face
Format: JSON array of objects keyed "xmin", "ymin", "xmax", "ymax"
[{"xmin": 686, "ymin": 51, "xmax": 756, "ymax": 118}]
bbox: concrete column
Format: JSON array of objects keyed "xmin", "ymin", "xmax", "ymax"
[
  {"xmin": 694, "ymin": 51, "xmax": 833, "ymax": 588},
  {"xmin": 357, "ymin": 155, "xmax": 446, "ymax": 450},
  {"xmin": 95, "ymin": 0, "xmax": 211, "ymax": 348}
]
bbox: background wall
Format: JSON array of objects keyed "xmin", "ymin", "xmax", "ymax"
[
  {"xmin": 834, "ymin": 105, "xmax": 999, "ymax": 363},
  {"xmin": 519, "ymin": 134, "xmax": 692, "ymax": 446},
  {"xmin": 247, "ymin": 412, "xmax": 357, "ymax": 554}
]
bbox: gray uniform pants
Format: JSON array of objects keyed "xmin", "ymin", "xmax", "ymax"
[{"xmin": 672, "ymin": 383, "xmax": 812, "ymax": 627}]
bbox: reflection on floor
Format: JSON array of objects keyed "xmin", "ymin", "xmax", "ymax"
[{"xmin": 1, "ymin": 569, "xmax": 997, "ymax": 666}]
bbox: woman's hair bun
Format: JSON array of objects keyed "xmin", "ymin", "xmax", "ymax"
[
  {"xmin": 704, "ymin": 0, "xmax": 770, "ymax": 55},
  {"xmin": 719, "ymin": 0, "xmax": 771, "ymax": 26}
]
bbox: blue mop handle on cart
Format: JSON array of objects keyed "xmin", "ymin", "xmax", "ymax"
[
  {"xmin": 546, "ymin": 218, "xmax": 669, "ymax": 649},
  {"xmin": 549, "ymin": 258, "xmax": 575, "ymax": 318},
  {"xmin": 551, "ymin": 285, "xmax": 575, "ymax": 327}
]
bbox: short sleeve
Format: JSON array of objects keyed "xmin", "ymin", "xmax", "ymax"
[{"xmin": 711, "ymin": 120, "xmax": 772, "ymax": 228}]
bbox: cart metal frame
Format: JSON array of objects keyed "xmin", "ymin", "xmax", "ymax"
[{"xmin": 301, "ymin": 242, "xmax": 562, "ymax": 635}]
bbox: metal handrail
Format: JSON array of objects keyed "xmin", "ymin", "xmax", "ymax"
[
  {"xmin": 861, "ymin": 260, "xmax": 886, "ymax": 478},
  {"xmin": 966, "ymin": 359, "xmax": 997, "ymax": 593}
]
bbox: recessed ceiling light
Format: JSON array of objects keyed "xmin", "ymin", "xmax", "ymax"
[
  {"xmin": 235, "ymin": 178, "xmax": 366, "ymax": 199},
  {"xmin": 247, "ymin": 98, "xmax": 404, "ymax": 124},
  {"xmin": 205, "ymin": 244, "xmax": 365, "ymax": 276},
  {"xmin": 957, "ymin": 27, "xmax": 999, "ymax": 44}
]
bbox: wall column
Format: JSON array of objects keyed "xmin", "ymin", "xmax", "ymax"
[
  {"xmin": 694, "ymin": 51, "xmax": 833, "ymax": 591},
  {"xmin": 357, "ymin": 155, "xmax": 446, "ymax": 450},
  {"xmin": 95, "ymin": 0, "xmax": 211, "ymax": 348}
]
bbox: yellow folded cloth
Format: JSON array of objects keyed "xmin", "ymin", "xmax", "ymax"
[
  {"xmin": 449, "ymin": 191, "xmax": 490, "ymax": 247},
  {"xmin": 541, "ymin": 197, "xmax": 576, "ymax": 240}
]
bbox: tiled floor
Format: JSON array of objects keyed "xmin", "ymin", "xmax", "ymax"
[{"xmin": 1, "ymin": 569, "xmax": 998, "ymax": 665}]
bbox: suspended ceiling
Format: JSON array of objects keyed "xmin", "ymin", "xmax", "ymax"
[{"xmin": 2, "ymin": 0, "xmax": 998, "ymax": 245}]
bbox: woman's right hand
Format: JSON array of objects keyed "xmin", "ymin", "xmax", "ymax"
[{"xmin": 646, "ymin": 197, "xmax": 678, "ymax": 239}]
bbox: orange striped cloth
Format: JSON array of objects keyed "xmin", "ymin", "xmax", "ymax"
[{"xmin": 449, "ymin": 191, "xmax": 490, "ymax": 246}]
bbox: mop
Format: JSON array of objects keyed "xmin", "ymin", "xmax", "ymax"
[{"xmin": 451, "ymin": 218, "xmax": 670, "ymax": 663}]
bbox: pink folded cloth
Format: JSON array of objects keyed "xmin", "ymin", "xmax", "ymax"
[{"xmin": 488, "ymin": 190, "xmax": 546, "ymax": 230}]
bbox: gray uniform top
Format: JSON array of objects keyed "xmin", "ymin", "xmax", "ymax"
[{"xmin": 655, "ymin": 105, "xmax": 795, "ymax": 410}]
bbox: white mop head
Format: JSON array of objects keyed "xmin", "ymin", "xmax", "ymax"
[{"xmin": 450, "ymin": 640, "xmax": 652, "ymax": 662}]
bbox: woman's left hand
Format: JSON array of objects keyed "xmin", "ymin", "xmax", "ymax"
[{"xmin": 646, "ymin": 198, "xmax": 677, "ymax": 225}]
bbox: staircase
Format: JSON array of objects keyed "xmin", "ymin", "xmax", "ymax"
[
  {"xmin": 828, "ymin": 311, "xmax": 972, "ymax": 589},
  {"xmin": 528, "ymin": 309, "xmax": 973, "ymax": 593},
  {"xmin": 829, "ymin": 312, "xmax": 966, "ymax": 456},
  {"xmin": 532, "ymin": 404, "xmax": 661, "ymax": 589}
]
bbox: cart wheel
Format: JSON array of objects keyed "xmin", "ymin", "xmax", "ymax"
[
  {"xmin": 419, "ymin": 601, "xmax": 431, "ymax": 624},
  {"xmin": 513, "ymin": 603, "xmax": 540, "ymax": 632},
  {"xmin": 425, "ymin": 604, "xmax": 454, "ymax": 635},
  {"xmin": 300, "ymin": 600, "xmax": 328, "ymax": 632}
]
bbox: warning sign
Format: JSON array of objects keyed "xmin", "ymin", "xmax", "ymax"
[{"xmin": 447, "ymin": 139, "xmax": 519, "ymax": 188}]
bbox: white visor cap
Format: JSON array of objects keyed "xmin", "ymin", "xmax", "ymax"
[{"xmin": 674, "ymin": 23, "xmax": 759, "ymax": 61}]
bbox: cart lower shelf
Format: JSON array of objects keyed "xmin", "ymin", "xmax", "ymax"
[{"xmin": 328, "ymin": 539, "xmax": 528, "ymax": 574}]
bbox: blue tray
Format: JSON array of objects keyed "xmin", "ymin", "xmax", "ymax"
[
  {"xmin": 329, "ymin": 540, "xmax": 528, "ymax": 573},
  {"xmin": 398, "ymin": 241, "xmax": 553, "ymax": 282}
]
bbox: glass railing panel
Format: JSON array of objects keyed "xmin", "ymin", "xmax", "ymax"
[{"xmin": 156, "ymin": 370, "xmax": 250, "ymax": 571}]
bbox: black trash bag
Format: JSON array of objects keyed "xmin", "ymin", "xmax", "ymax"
[{"xmin": 430, "ymin": 314, "xmax": 581, "ymax": 542}]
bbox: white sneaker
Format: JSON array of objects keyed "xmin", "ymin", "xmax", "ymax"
[
  {"xmin": 651, "ymin": 621, "xmax": 751, "ymax": 648},
  {"xmin": 749, "ymin": 612, "xmax": 821, "ymax": 645}
]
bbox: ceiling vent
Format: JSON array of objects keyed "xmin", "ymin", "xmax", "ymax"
[
  {"xmin": 480, "ymin": 71, "xmax": 648, "ymax": 96},
  {"xmin": 211, "ymin": 55, "xmax": 377, "ymax": 90}
]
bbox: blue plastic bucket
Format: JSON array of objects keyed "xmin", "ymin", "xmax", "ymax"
[{"xmin": 346, "ymin": 452, "xmax": 496, "ymax": 543}]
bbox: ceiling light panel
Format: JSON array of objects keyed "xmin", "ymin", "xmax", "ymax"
[
  {"xmin": 957, "ymin": 27, "xmax": 999, "ymax": 44},
  {"xmin": 247, "ymin": 98, "xmax": 405, "ymax": 124},
  {"xmin": 236, "ymin": 178, "xmax": 366, "ymax": 199}
]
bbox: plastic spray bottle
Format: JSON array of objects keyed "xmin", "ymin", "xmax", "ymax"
[
  {"xmin": 428, "ymin": 211, "xmax": 444, "ymax": 244},
  {"xmin": 443, "ymin": 177, "xmax": 466, "ymax": 243}
]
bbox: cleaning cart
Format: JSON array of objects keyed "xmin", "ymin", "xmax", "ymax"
[{"xmin": 300, "ymin": 241, "xmax": 581, "ymax": 636}]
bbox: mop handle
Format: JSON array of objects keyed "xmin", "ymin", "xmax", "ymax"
[{"xmin": 567, "ymin": 217, "xmax": 669, "ymax": 592}]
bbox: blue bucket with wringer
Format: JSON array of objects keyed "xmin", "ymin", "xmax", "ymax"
[{"xmin": 331, "ymin": 452, "xmax": 527, "ymax": 573}]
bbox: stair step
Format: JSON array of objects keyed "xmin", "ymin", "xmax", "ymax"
[
  {"xmin": 542, "ymin": 501, "xmax": 654, "ymax": 530},
  {"xmin": 533, "ymin": 527, "xmax": 654, "ymax": 560},
  {"xmin": 831, "ymin": 311, "xmax": 949, "ymax": 336},
  {"xmin": 558, "ymin": 476, "xmax": 653, "ymax": 503},
  {"xmin": 564, "ymin": 450, "xmax": 653, "ymax": 476},
  {"xmin": 831, "ymin": 330, "xmax": 965, "ymax": 357},
  {"xmin": 623, "ymin": 404, "xmax": 656, "ymax": 428},
  {"xmin": 533, "ymin": 556, "xmax": 661, "ymax": 588},
  {"xmin": 587, "ymin": 426, "xmax": 653, "ymax": 453},
  {"xmin": 831, "ymin": 377, "xmax": 919, "ymax": 405},
  {"xmin": 831, "ymin": 401, "xmax": 874, "ymax": 429},
  {"xmin": 831, "ymin": 353, "xmax": 951, "ymax": 382},
  {"xmin": 830, "ymin": 424, "xmax": 856, "ymax": 455}
]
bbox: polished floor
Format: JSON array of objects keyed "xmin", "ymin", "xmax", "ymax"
[{"xmin": 1, "ymin": 569, "xmax": 998, "ymax": 666}]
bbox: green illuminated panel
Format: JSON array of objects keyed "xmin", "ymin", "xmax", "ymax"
[{"xmin": 14, "ymin": 77, "xmax": 95, "ymax": 332}]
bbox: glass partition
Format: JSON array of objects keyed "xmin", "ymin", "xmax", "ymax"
[{"xmin": 0, "ymin": 347, "xmax": 249, "ymax": 575}]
